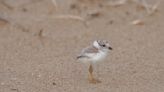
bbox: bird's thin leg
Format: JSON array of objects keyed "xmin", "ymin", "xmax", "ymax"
[{"xmin": 88, "ymin": 64, "xmax": 97, "ymax": 84}]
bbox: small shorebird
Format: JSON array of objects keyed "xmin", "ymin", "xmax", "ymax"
[{"xmin": 77, "ymin": 40, "xmax": 112, "ymax": 84}]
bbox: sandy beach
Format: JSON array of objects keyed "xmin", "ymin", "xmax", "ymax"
[{"xmin": 0, "ymin": 0, "xmax": 164, "ymax": 92}]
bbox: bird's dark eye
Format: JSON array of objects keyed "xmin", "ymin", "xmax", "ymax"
[{"xmin": 102, "ymin": 45, "xmax": 106, "ymax": 47}]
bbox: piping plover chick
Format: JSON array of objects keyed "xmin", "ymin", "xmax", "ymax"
[{"xmin": 77, "ymin": 40, "xmax": 112, "ymax": 84}]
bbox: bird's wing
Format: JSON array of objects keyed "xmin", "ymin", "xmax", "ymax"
[
  {"xmin": 77, "ymin": 46, "xmax": 98, "ymax": 59},
  {"xmin": 82, "ymin": 46, "xmax": 98, "ymax": 54}
]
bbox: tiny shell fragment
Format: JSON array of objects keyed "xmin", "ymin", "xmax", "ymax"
[{"xmin": 132, "ymin": 19, "xmax": 144, "ymax": 25}]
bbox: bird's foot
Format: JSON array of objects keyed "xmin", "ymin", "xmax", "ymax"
[{"xmin": 89, "ymin": 78, "xmax": 101, "ymax": 84}]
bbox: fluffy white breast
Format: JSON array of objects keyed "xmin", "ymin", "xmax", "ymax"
[{"xmin": 89, "ymin": 50, "xmax": 108, "ymax": 63}]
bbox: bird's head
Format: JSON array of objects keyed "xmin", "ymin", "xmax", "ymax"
[{"xmin": 93, "ymin": 40, "xmax": 113, "ymax": 52}]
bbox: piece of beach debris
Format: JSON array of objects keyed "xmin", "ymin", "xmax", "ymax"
[
  {"xmin": 10, "ymin": 88, "xmax": 20, "ymax": 92},
  {"xmin": 70, "ymin": 3, "xmax": 78, "ymax": 10},
  {"xmin": 69, "ymin": 3, "xmax": 82, "ymax": 13},
  {"xmin": 131, "ymin": 19, "xmax": 144, "ymax": 25},
  {"xmin": 107, "ymin": 0, "xmax": 127, "ymax": 7},
  {"xmin": 0, "ymin": 1, "xmax": 13, "ymax": 10},
  {"xmin": 54, "ymin": 15, "xmax": 89, "ymax": 27},
  {"xmin": 0, "ymin": 18, "xmax": 9, "ymax": 27},
  {"xmin": 37, "ymin": 29, "xmax": 46, "ymax": 46},
  {"xmin": 148, "ymin": 2, "xmax": 159, "ymax": 16},
  {"xmin": 52, "ymin": 82, "xmax": 56, "ymax": 85},
  {"xmin": 134, "ymin": 0, "xmax": 159, "ymax": 15},
  {"xmin": 38, "ymin": 29, "xmax": 43, "ymax": 37},
  {"xmin": 86, "ymin": 10, "xmax": 102, "ymax": 19}
]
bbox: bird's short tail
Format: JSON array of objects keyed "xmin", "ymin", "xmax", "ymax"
[{"xmin": 77, "ymin": 56, "xmax": 82, "ymax": 59}]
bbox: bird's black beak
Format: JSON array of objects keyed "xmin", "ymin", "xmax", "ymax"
[{"xmin": 108, "ymin": 47, "xmax": 113, "ymax": 50}]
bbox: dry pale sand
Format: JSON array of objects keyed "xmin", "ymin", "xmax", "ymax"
[{"xmin": 0, "ymin": 0, "xmax": 164, "ymax": 92}]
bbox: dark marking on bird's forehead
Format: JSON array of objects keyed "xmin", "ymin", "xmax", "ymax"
[{"xmin": 97, "ymin": 40, "xmax": 109, "ymax": 46}]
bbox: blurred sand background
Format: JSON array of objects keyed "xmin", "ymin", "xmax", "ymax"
[{"xmin": 0, "ymin": 0, "xmax": 164, "ymax": 92}]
